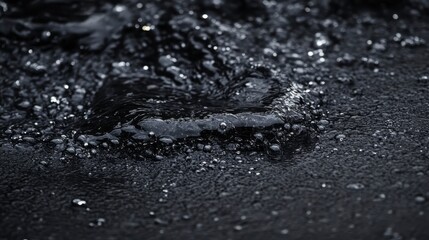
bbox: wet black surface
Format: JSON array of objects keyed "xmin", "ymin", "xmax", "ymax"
[{"xmin": 1, "ymin": 0, "xmax": 429, "ymax": 239}]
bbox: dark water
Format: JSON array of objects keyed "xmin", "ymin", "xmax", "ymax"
[{"xmin": 0, "ymin": 0, "xmax": 331, "ymax": 158}]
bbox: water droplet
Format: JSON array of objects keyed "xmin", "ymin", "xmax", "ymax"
[
  {"xmin": 72, "ymin": 198, "xmax": 87, "ymax": 207},
  {"xmin": 400, "ymin": 36, "xmax": 426, "ymax": 48},
  {"xmin": 66, "ymin": 147, "xmax": 75, "ymax": 154},
  {"xmin": 270, "ymin": 144, "xmax": 281, "ymax": 152},
  {"xmin": 154, "ymin": 218, "xmax": 168, "ymax": 225},
  {"xmin": 159, "ymin": 137, "xmax": 173, "ymax": 145},
  {"xmin": 142, "ymin": 25, "xmax": 151, "ymax": 31},
  {"xmin": 113, "ymin": 5, "xmax": 126, "ymax": 13},
  {"xmin": 203, "ymin": 145, "xmax": 212, "ymax": 152},
  {"xmin": 314, "ymin": 32, "xmax": 331, "ymax": 48},
  {"xmin": 51, "ymin": 138, "xmax": 64, "ymax": 144},
  {"xmin": 415, "ymin": 195, "xmax": 426, "ymax": 203},
  {"xmin": 336, "ymin": 134, "xmax": 346, "ymax": 141},
  {"xmin": 254, "ymin": 133, "xmax": 263, "ymax": 140},
  {"xmin": 18, "ymin": 101, "xmax": 31, "ymax": 109},
  {"xmin": 89, "ymin": 218, "xmax": 106, "ymax": 227},
  {"xmin": 234, "ymin": 225, "xmax": 243, "ymax": 231},
  {"xmin": 346, "ymin": 183, "xmax": 365, "ymax": 190}
]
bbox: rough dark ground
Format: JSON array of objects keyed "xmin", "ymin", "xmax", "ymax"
[{"xmin": 1, "ymin": 1, "xmax": 429, "ymax": 239}]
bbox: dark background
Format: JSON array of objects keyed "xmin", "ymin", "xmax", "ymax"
[{"xmin": 1, "ymin": 0, "xmax": 428, "ymax": 239}]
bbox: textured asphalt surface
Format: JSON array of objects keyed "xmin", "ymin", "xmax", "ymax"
[{"xmin": 1, "ymin": 1, "xmax": 429, "ymax": 240}]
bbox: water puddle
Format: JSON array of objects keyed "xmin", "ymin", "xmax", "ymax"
[
  {"xmin": 82, "ymin": 71, "xmax": 319, "ymax": 158},
  {"xmin": 0, "ymin": 1, "xmax": 326, "ymax": 159}
]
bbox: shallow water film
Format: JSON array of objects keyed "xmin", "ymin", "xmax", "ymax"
[{"xmin": 1, "ymin": 0, "xmax": 429, "ymax": 239}]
